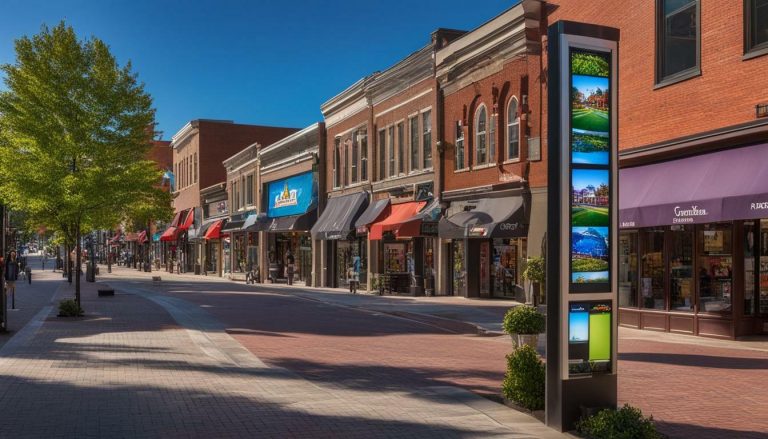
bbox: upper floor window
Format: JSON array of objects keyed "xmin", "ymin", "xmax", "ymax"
[
  {"xmin": 475, "ymin": 105, "xmax": 488, "ymax": 166},
  {"xmin": 422, "ymin": 110, "xmax": 432, "ymax": 169},
  {"xmin": 745, "ymin": 0, "xmax": 768, "ymax": 56},
  {"xmin": 351, "ymin": 137, "xmax": 358, "ymax": 183},
  {"xmin": 397, "ymin": 122, "xmax": 405, "ymax": 175},
  {"xmin": 410, "ymin": 115, "xmax": 420, "ymax": 172},
  {"xmin": 378, "ymin": 129, "xmax": 386, "ymax": 181},
  {"xmin": 388, "ymin": 126, "xmax": 395, "ymax": 177},
  {"xmin": 358, "ymin": 127, "xmax": 368, "ymax": 182},
  {"xmin": 333, "ymin": 137, "xmax": 341, "ymax": 188},
  {"xmin": 507, "ymin": 97, "xmax": 520, "ymax": 161},
  {"xmin": 193, "ymin": 153, "xmax": 198, "ymax": 184},
  {"xmin": 246, "ymin": 174, "xmax": 254, "ymax": 206},
  {"xmin": 656, "ymin": 0, "xmax": 700, "ymax": 85},
  {"xmin": 488, "ymin": 112, "xmax": 496, "ymax": 164},
  {"xmin": 455, "ymin": 121, "xmax": 465, "ymax": 171},
  {"xmin": 343, "ymin": 139, "xmax": 349, "ymax": 186}
]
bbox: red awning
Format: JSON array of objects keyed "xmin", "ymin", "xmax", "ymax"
[
  {"xmin": 137, "ymin": 230, "xmax": 148, "ymax": 243},
  {"xmin": 109, "ymin": 231, "xmax": 122, "ymax": 244},
  {"xmin": 170, "ymin": 211, "xmax": 183, "ymax": 228},
  {"xmin": 178, "ymin": 209, "xmax": 194, "ymax": 231},
  {"xmin": 160, "ymin": 226, "xmax": 179, "ymax": 242},
  {"xmin": 369, "ymin": 201, "xmax": 426, "ymax": 240},
  {"xmin": 204, "ymin": 220, "xmax": 224, "ymax": 240}
]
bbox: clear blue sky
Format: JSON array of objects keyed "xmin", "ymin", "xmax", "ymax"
[{"xmin": 0, "ymin": 0, "xmax": 516, "ymax": 139}]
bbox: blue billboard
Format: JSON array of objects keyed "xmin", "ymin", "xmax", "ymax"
[{"xmin": 266, "ymin": 171, "xmax": 316, "ymax": 218}]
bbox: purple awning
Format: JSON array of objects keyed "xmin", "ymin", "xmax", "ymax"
[{"xmin": 620, "ymin": 143, "xmax": 768, "ymax": 228}]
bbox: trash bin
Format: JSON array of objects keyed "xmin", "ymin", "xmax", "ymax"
[{"xmin": 194, "ymin": 263, "xmax": 201, "ymax": 275}]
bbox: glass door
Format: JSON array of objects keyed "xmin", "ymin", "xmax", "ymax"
[
  {"xmin": 669, "ymin": 225, "xmax": 694, "ymax": 311},
  {"xmin": 744, "ymin": 221, "xmax": 756, "ymax": 315}
]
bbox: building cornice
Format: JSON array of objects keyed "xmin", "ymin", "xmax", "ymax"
[
  {"xmin": 259, "ymin": 123, "xmax": 320, "ymax": 168},
  {"xmin": 223, "ymin": 143, "xmax": 259, "ymax": 172}
]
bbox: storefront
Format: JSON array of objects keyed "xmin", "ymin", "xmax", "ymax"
[
  {"xmin": 311, "ymin": 191, "xmax": 369, "ymax": 289},
  {"xmin": 222, "ymin": 211, "xmax": 254, "ymax": 279},
  {"xmin": 259, "ymin": 171, "xmax": 317, "ymax": 285},
  {"xmin": 439, "ymin": 195, "xmax": 528, "ymax": 299},
  {"xmin": 619, "ymin": 143, "xmax": 768, "ymax": 337}
]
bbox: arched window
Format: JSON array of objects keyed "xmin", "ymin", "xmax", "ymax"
[
  {"xmin": 475, "ymin": 105, "xmax": 487, "ymax": 165},
  {"xmin": 507, "ymin": 97, "xmax": 520, "ymax": 161}
]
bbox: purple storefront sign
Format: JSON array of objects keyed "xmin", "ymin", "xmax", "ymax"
[{"xmin": 620, "ymin": 143, "xmax": 768, "ymax": 228}]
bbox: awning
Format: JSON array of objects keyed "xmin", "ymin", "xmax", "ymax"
[
  {"xmin": 369, "ymin": 201, "xmax": 426, "ymax": 240},
  {"xmin": 137, "ymin": 230, "xmax": 148, "ymax": 243},
  {"xmin": 396, "ymin": 198, "xmax": 443, "ymax": 237},
  {"xmin": 221, "ymin": 220, "xmax": 245, "ymax": 233},
  {"xmin": 169, "ymin": 211, "xmax": 183, "ymax": 228},
  {"xmin": 160, "ymin": 226, "xmax": 180, "ymax": 242},
  {"xmin": 109, "ymin": 231, "xmax": 122, "ymax": 244},
  {"xmin": 620, "ymin": 142, "xmax": 768, "ymax": 228},
  {"xmin": 152, "ymin": 232, "xmax": 162, "ymax": 242},
  {"xmin": 241, "ymin": 213, "xmax": 259, "ymax": 231},
  {"xmin": 311, "ymin": 192, "xmax": 369, "ymax": 240},
  {"xmin": 355, "ymin": 199, "xmax": 390, "ymax": 234},
  {"xmin": 177, "ymin": 209, "xmax": 194, "ymax": 231},
  {"xmin": 204, "ymin": 219, "xmax": 225, "ymax": 240},
  {"xmin": 438, "ymin": 196, "xmax": 527, "ymax": 239},
  {"xmin": 262, "ymin": 209, "xmax": 317, "ymax": 233},
  {"xmin": 124, "ymin": 232, "xmax": 141, "ymax": 242}
]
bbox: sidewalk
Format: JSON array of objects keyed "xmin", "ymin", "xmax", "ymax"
[{"xmin": 0, "ymin": 264, "xmax": 564, "ymax": 438}]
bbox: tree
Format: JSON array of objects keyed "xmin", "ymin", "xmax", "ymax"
[{"xmin": 0, "ymin": 22, "xmax": 170, "ymax": 307}]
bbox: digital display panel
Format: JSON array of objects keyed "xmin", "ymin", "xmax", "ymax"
[
  {"xmin": 569, "ymin": 48, "xmax": 612, "ymax": 293},
  {"xmin": 568, "ymin": 301, "xmax": 612, "ymax": 376}
]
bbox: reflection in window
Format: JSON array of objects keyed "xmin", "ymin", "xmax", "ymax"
[
  {"xmin": 747, "ymin": 0, "xmax": 768, "ymax": 53},
  {"xmin": 657, "ymin": 0, "xmax": 699, "ymax": 81},
  {"xmin": 670, "ymin": 225, "xmax": 693, "ymax": 311},
  {"xmin": 422, "ymin": 110, "xmax": 432, "ymax": 169},
  {"xmin": 641, "ymin": 229, "xmax": 665, "ymax": 309},
  {"xmin": 698, "ymin": 223, "xmax": 732, "ymax": 314},
  {"xmin": 475, "ymin": 106, "xmax": 487, "ymax": 165},
  {"xmin": 619, "ymin": 232, "xmax": 638, "ymax": 307},
  {"xmin": 507, "ymin": 97, "xmax": 520, "ymax": 160},
  {"xmin": 455, "ymin": 121, "xmax": 465, "ymax": 170}
]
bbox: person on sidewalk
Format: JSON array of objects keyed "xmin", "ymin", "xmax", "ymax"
[
  {"xmin": 5, "ymin": 251, "xmax": 19, "ymax": 309},
  {"xmin": 285, "ymin": 250, "xmax": 295, "ymax": 286}
]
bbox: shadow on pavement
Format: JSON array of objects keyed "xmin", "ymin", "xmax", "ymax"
[
  {"xmin": 656, "ymin": 421, "xmax": 768, "ymax": 439},
  {"xmin": 618, "ymin": 352, "xmax": 768, "ymax": 370}
]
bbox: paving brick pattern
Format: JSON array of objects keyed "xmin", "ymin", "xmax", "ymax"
[{"xmin": 0, "ymin": 263, "xmax": 561, "ymax": 439}]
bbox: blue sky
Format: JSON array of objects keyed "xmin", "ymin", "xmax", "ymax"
[
  {"xmin": 573, "ymin": 75, "xmax": 609, "ymax": 96},
  {"xmin": 0, "ymin": 0, "xmax": 515, "ymax": 139},
  {"xmin": 572, "ymin": 168, "xmax": 608, "ymax": 190}
]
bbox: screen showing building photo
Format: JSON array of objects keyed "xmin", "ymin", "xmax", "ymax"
[
  {"xmin": 572, "ymin": 226, "xmax": 609, "ymax": 283},
  {"xmin": 570, "ymin": 50, "xmax": 610, "ymax": 165},
  {"xmin": 571, "ymin": 168, "xmax": 609, "ymax": 227}
]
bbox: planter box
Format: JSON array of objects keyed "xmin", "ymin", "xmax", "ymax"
[
  {"xmin": 502, "ymin": 398, "xmax": 545, "ymax": 423},
  {"xmin": 97, "ymin": 289, "xmax": 114, "ymax": 297}
]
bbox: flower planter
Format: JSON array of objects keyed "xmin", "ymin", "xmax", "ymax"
[{"xmin": 516, "ymin": 334, "xmax": 539, "ymax": 350}]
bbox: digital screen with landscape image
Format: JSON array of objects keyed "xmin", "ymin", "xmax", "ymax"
[
  {"xmin": 571, "ymin": 226, "xmax": 609, "ymax": 284},
  {"xmin": 570, "ymin": 50, "xmax": 610, "ymax": 165},
  {"xmin": 571, "ymin": 169, "xmax": 609, "ymax": 227}
]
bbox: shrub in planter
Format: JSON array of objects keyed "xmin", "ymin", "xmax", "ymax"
[
  {"xmin": 576, "ymin": 404, "xmax": 662, "ymax": 439},
  {"xmin": 522, "ymin": 256, "xmax": 546, "ymax": 304},
  {"xmin": 503, "ymin": 305, "xmax": 545, "ymax": 348},
  {"xmin": 502, "ymin": 344, "xmax": 545, "ymax": 411},
  {"xmin": 58, "ymin": 299, "xmax": 83, "ymax": 317}
]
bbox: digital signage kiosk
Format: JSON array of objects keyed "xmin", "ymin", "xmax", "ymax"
[{"xmin": 546, "ymin": 21, "xmax": 619, "ymax": 431}]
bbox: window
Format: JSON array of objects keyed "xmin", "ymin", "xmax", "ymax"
[
  {"xmin": 388, "ymin": 126, "xmax": 395, "ymax": 177},
  {"xmin": 619, "ymin": 232, "xmax": 638, "ymax": 307},
  {"xmin": 507, "ymin": 97, "xmax": 520, "ymax": 161},
  {"xmin": 656, "ymin": 0, "xmax": 700, "ymax": 84},
  {"xmin": 397, "ymin": 122, "xmax": 404, "ymax": 175},
  {"xmin": 189, "ymin": 157, "xmax": 193, "ymax": 186},
  {"xmin": 410, "ymin": 115, "xmax": 420, "ymax": 172},
  {"xmin": 669, "ymin": 225, "xmax": 694, "ymax": 311},
  {"xmin": 194, "ymin": 153, "xmax": 198, "ymax": 184},
  {"xmin": 351, "ymin": 136, "xmax": 358, "ymax": 183},
  {"xmin": 455, "ymin": 121, "xmax": 465, "ymax": 170},
  {"xmin": 378, "ymin": 129, "xmax": 386, "ymax": 181},
  {"xmin": 641, "ymin": 229, "xmax": 665, "ymax": 309},
  {"xmin": 745, "ymin": 0, "xmax": 768, "ymax": 56},
  {"xmin": 698, "ymin": 223, "xmax": 733, "ymax": 314},
  {"xmin": 232, "ymin": 180, "xmax": 238, "ymax": 210},
  {"xmin": 240, "ymin": 176, "xmax": 246, "ymax": 208},
  {"xmin": 359, "ymin": 128, "xmax": 368, "ymax": 181},
  {"xmin": 333, "ymin": 137, "xmax": 341, "ymax": 188},
  {"xmin": 344, "ymin": 139, "xmax": 349, "ymax": 186},
  {"xmin": 246, "ymin": 174, "xmax": 253, "ymax": 206},
  {"xmin": 422, "ymin": 110, "xmax": 432, "ymax": 169},
  {"xmin": 475, "ymin": 106, "xmax": 487, "ymax": 165}
]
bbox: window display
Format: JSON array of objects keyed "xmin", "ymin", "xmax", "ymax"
[
  {"xmin": 640, "ymin": 229, "xmax": 665, "ymax": 309},
  {"xmin": 384, "ymin": 243, "xmax": 406, "ymax": 273},
  {"xmin": 618, "ymin": 232, "xmax": 637, "ymax": 307},
  {"xmin": 493, "ymin": 239, "xmax": 520, "ymax": 297},
  {"xmin": 670, "ymin": 225, "xmax": 693, "ymax": 311},
  {"xmin": 452, "ymin": 241, "xmax": 465, "ymax": 295},
  {"xmin": 698, "ymin": 224, "xmax": 732, "ymax": 314}
]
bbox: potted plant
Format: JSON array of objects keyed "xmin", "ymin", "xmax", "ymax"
[
  {"xmin": 522, "ymin": 256, "xmax": 545, "ymax": 305},
  {"xmin": 502, "ymin": 305, "xmax": 545, "ymax": 349}
]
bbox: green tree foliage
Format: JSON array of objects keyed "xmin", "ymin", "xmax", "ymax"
[
  {"xmin": 0, "ymin": 22, "xmax": 170, "ymax": 300},
  {"xmin": 571, "ymin": 52, "xmax": 610, "ymax": 77}
]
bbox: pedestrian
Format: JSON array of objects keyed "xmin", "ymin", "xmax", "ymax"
[
  {"xmin": 348, "ymin": 255, "xmax": 360, "ymax": 294},
  {"xmin": 25, "ymin": 264, "xmax": 31, "ymax": 284},
  {"xmin": 285, "ymin": 250, "xmax": 295, "ymax": 286},
  {"xmin": 5, "ymin": 250, "xmax": 20, "ymax": 309},
  {"xmin": 42, "ymin": 253, "xmax": 47, "ymax": 271}
]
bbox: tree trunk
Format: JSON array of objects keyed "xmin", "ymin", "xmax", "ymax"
[{"xmin": 75, "ymin": 225, "xmax": 81, "ymax": 307}]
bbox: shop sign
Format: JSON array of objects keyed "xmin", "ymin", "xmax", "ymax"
[
  {"xmin": 356, "ymin": 226, "xmax": 368, "ymax": 235},
  {"xmin": 469, "ymin": 226, "xmax": 487, "ymax": 237},
  {"xmin": 267, "ymin": 172, "xmax": 316, "ymax": 218},
  {"xmin": 672, "ymin": 205, "xmax": 708, "ymax": 223},
  {"xmin": 420, "ymin": 222, "xmax": 438, "ymax": 236}
]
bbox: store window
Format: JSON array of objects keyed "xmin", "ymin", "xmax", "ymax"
[
  {"xmin": 669, "ymin": 225, "xmax": 694, "ymax": 311},
  {"xmin": 619, "ymin": 231, "xmax": 638, "ymax": 307},
  {"xmin": 760, "ymin": 220, "xmax": 768, "ymax": 314},
  {"xmin": 493, "ymin": 238, "xmax": 520, "ymax": 297},
  {"xmin": 640, "ymin": 228, "xmax": 665, "ymax": 309},
  {"xmin": 452, "ymin": 240, "xmax": 466, "ymax": 295},
  {"xmin": 384, "ymin": 242, "xmax": 406, "ymax": 273},
  {"xmin": 656, "ymin": 0, "xmax": 700, "ymax": 84},
  {"xmin": 422, "ymin": 110, "xmax": 432, "ymax": 169},
  {"xmin": 455, "ymin": 121, "xmax": 465, "ymax": 170},
  {"xmin": 744, "ymin": 221, "xmax": 756, "ymax": 315},
  {"xmin": 410, "ymin": 115, "xmax": 419, "ymax": 172},
  {"xmin": 698, "ymin": 223, "xmax": 732, "ymax": 314},
  {"xmin": 745, "ymin": 0, "xmax": 768, "ymax": 56},
  {"xmin": 475, "ymin": 105, "xmax": 488, "ymax": 165},
  {"xmin": 507, "ymin": 97, "xmax": 520, "ymax": 161}
]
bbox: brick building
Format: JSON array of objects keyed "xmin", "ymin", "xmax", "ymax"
[
  {"xmin": 436, "ymin": 3, "xmax": 547, "ymax": 300},
  {"xmin": 165, "ymin": 120, "xmax": 298, "ymax": 273},
  {"xmin": 543, "ymin": 0, "xmax": 768, "ymax": 337}
]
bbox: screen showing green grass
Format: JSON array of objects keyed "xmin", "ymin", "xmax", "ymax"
[
  {"xmin": 571, "ymin": 168, "xmax": 609, "ymax": 227},
  {"xmin": 589, "ymin": 303, "xmax": 611, "ymax": 362}
]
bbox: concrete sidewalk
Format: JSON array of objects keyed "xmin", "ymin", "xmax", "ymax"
[{"xmin": 0, "ymin": 265, "xmax": 564, "ymax": 438}]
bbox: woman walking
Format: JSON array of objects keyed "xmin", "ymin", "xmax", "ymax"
[{"xmin": 5, "ymin": 250, "xmax": 20, "ymax": 309}]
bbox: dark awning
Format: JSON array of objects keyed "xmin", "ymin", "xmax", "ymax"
[
  {"xmin": 263, "ymin": 209, "xmax": 317, "ymax": 233},
  {"xmin": 439, "ymin": 196, "xmax": 527, "ymax": 239},
  {"xmin": 395, "ymin": 198, "xmax": 443, "ymax": 237},
  {"xmin": 355, "ymin": 199, "xmax": 390, "ymax": 234},
  {"xmin": 620, "ymin": 142, "xmax": 768, "ymax": 228},
  {"xmin": 311, "ymin": 192, "xmax": 369, "ymax": 240},
  {"xmin": 221, "ymin": 220, "xmax": 245, "ymax": 233}
]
